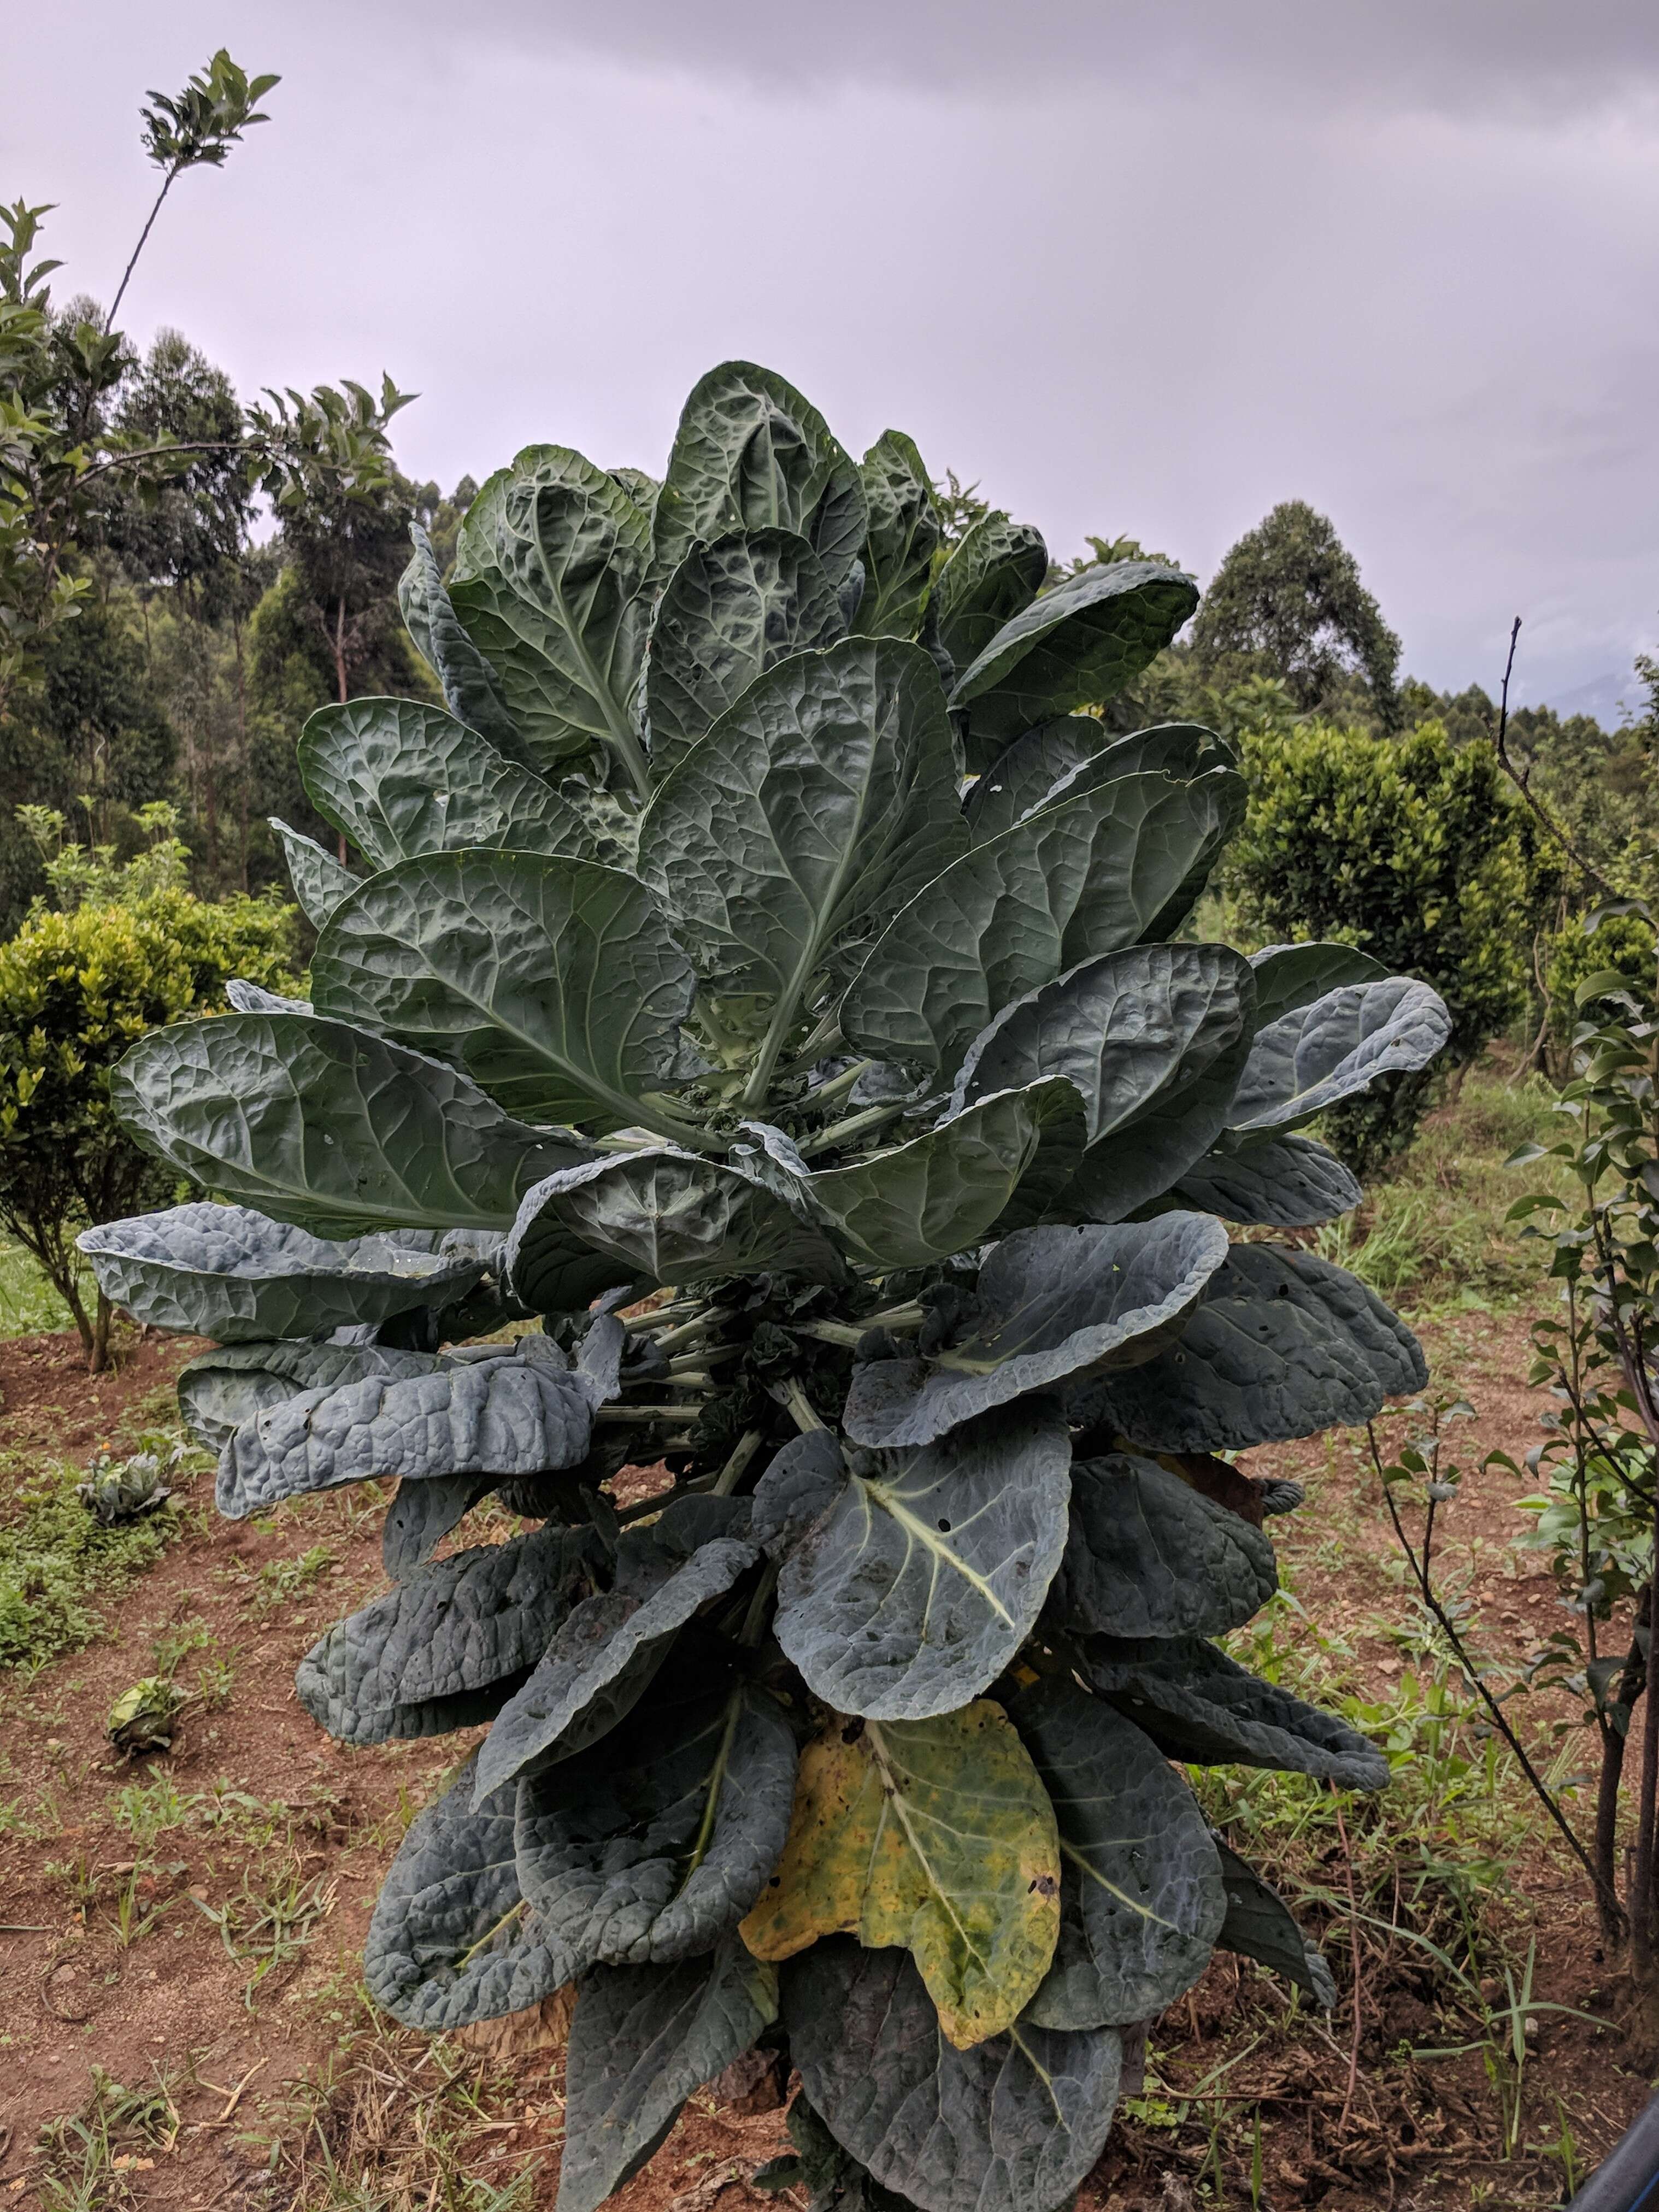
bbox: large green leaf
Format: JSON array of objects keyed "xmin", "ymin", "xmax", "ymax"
[
  {"xmin": 1080, "ymin": 1244, "xmax": 1427, "ymax": 1453},
  {"xmin": 507, "ymin": 1152, "xmax": 846, "ymax": 1301},
  {"xmin": 363, "ymin": 1750, "xmax": 567, "ymax": 2031},
  {"xmin": 654, "ymin": 362, "xmax": 867, "ymax": 591},
  {"xmin": 967, "ymin": 720, "xmax": 1231, "ymax": 844},
  {"xmin": 1053, "ymin": 1452, "xmax": 1278, "ymax": 1638},
  {"xmin": 1223, "ymin": 976, "xmax": 1452, "ymax": 1142},
  {"xmin": 1082, "ymin": 1636, "xmax": 1390, "ymax": 1790},
  {"xmin": 113, "ymin": 1013, "xmax": 589, "ymax": 1239},
  {"xmin": 397, "ymin": 523, "xmax": 534, "ymax": 766},
  {"xmin": 786, "ymin": 1942, "xmax": 1121, "ymax": 2212},
  {"xmin": 271, "ymin": 816, "xmax": 359, "ymax": 929},
  {"xmin": 842, "ymin": 769, "xmax": 1246, "ymax": 1078},
  {"xmin": 297, "ymin": 698, "xmax": 596, "ymax": 869},
  {"xmin": 473, "ymin": 1510, "xmax": 760, "ymax": 1800},
  {"xmin": 449, "ymin": 446, "xmax": 654, "ymax": 784},
  {"xmin": 842, "ymin": 1214, "xmax": 1229, "ymax": 1450},
  {"xmin": 79, "ymin": 1203, "xmax": 480, "ymax": 1345},
  {"xmin": 641, "ymin": 527, "xmax": 846, "ymax": 775},
  {"xmin": 514, "ymin": 1676, "xmax": 797, "ymax": 1965},
  {"xmin": 1172, "ymin": 1133, "xmax": 1363, "ymax": 1227},
  {"xmin": 637, "ymin": 638, "xmax": 966, "ymax": 1032},
  {"xmin": 557, "ymin": 1943, "xmax": 779, "ymax": 2212},
  {"xmin": 216, "ymin": 1333, "xmax": 605, "ymax": 1519},
  {"xmin": 931, "ymin": 513, "xmax": 1048, "ymax": 675},
  {"xmin": 951, "ymin": 944, "xmax": 1255, "ymax": 1221},
  {"xmin": 741, "ymin": 1702, "xmax": 1060, "ymax": 2046},
  {"xmin": 950, "ymin": 561, "xmax": 1199, "ymax": 761},
  {"xmin": 297, "ymin": 1523, "xmax": 600, "ymax": 1744},
  {"xmin": 1214, "ymin": 1838, "xmax": 1337, "ymax": 2006},
  {"xmin": 853, "ymin": 431, "xmax": 939, "ymax": 639},
  {"xmin": 1247, "ymin": 942, "xmax": 1389, "ymax": 1025},
  {"xmin": 773, "ymin": 1404, "xmax": 1070, "ymax": 1720},
  {"xmin": 1008, "ymin": 1675, "xmax": 1225, "ymax": 2029},
  {"xmin": 805, "ymin": 1080, "xmax": 1086, "ymax": 1268},
  {"xmin": 176, "ymin": 1339, "xmax": 428, "ymax": 1451},
  {"xmin": 310, "ymin": 852, "xmax": 703, "ymax": 1135}
]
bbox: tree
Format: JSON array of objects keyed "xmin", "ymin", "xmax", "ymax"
[{"xmin": 1191, "ymin": 498, "xmax": 1403, "ymax": 728}]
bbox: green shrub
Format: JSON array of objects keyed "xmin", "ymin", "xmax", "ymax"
[
  {"xmin": 0, "ymin": 859, "xmax": 299, "ymax": 1364},
  {"xmin": 1224, "ymin": 719, "xmax": 1532, "ymax": 1167},
  {"xmin": 1544, "ymin": 910, "xmax": 1655, "ymax": 1075}
]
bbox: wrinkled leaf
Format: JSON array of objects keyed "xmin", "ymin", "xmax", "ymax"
[
  {"xmin": 932, "ymin": 513, "xmax": 1048, "ymax": 675},
  {"xmin": 216, "ymin": 1335, "xmax": 601, "ymax": 1519},
  {"xmin": 1173, "ymin": 1133, "xmax": 1363, "ymax": 1227},
  {"xmin": 272, "ymin": 816, "xmax": 359, "ymax": 929},
  {"xmin": 842, "ymin": 1214, "xmax": 1229, "ymax": 1450},
  {"xmin": 1052, "ymin": 1452, "xmax": 1278, "ymax": 1638},
  {"xmin": 507, "ymin": 1152, "xmax": 846, "ymax": 1302},
  {"xmin": 775, "ymin": 1403, "xmax": 1071, "ymax": 1719},
  {"xmin": 298, "ymin": 698, "xmax": 596, "ymax": 868},
  {"xmin": 1213, "ymin": 1837, "xmax": 1337, "ymax": 2007},
  {"xmin": 1247, "ymin": 942, "xmax": 1389, "ymax": 1026},
  {"xmin": 749, "ymin": 1429, "xmax": 848, "ymax": 1560},
  {"xmin": 80, "ymin": 1203, "xmax": 480, "ymax": 1345},
  {"xmin": 450, "ymin": 447, "xmax": 653, "ymax": 775},
  {"xmin": 176, "ymin": 1338, "xmax": 430, "ymax": 1451},
  {"xmin": 654, "ymin": 362, "xmax": 867, "ymax": 591},
  {"xmin": 1008, "ymin": 1674, "xmax": 1225, "ymax": 2028},
  {"xmin": 786, "ymin": 1942, "xmax": 1120, "ymax": 2212},
  {"xmin": 473, "ymin": 1520, "xmax": 760, "ymax": 1801},
  {"xmin": 558, "ymin": 1942, "xmax": 779, "ymax": 2212},
  {"xmin": 1223, "ymin": 976, "xmax": 1452, "ymax": 1141},
  {"xmin": 515, "ymin": 1676, "xmax": 797, "ymax": 1964},
  {"xmin": 297, "ymin": 1523, "xmax": 600, "ymax": 1744},
  {"xmin": 951, "ymin": 944, "xmax": 1255, "ymax": 1221},
  {"xmin": 1081, "ymin": 1243, "xmax": 1427, "ymax": 1453},
  {"xmin": 1083, "ymin": 1636, "xmax": 1390, "ymax": 1789},
  {"xmin": 843, "ymin": 769, "xmax": 1246, "ymax": 1077},
  {"xmin": 311, "ymin": 853, "xmax": 699, "ymax": 1131},
  {"xmin": 951, "ymin": 562, "xmax": 1199, "ymax": 762},
  {"xmin": 114, "ymin": 1012, "xmax": 590, "ymax": 1239},
  {"xmin": 642, "ymin": 527, "xmax": 846, "ymax": 775},
  {"xmin": 382, "ymin": 1474, "xmax": 499, "ymax": 1577},
  {"xmin": 638, "ymin": 637, "xmax": 966, "ymax": 1005},
  {"xmin": 807, "ymin": 1080, "xmax": 1085, "ymax": 1268},
  {"xmin": 853, "ymin": 431, "xmax": 938, "ymax": 639},
  {"xmin": 398, "ymin": 521, "xmax": 532, "ymax": 764},
  {"xmin": 363, "ymin": 1751, "xmax": 566, "ymax": 2031},
  {"xmin": 225, "ymin": 978, "xmax": 310, "ymax": 1015},
  {"xmin": 740, "ymin": 1701, "xmax": 1060, "ymax": 2046}
]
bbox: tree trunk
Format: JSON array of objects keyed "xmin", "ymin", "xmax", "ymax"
[
  {"xmin": 1598, "ymin": 1597, "xmax": 1647, "ymax": 1946},
  {"xmin": 89, "ymin": 1289, "xmax": 111, "ymax": 1375}
]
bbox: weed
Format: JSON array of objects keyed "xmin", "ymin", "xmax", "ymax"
[
  {"xmin": 110, "ymin": 1767, "xmax": 203, "ymax": 1846},
  {"xmin": 34, "ymin": 2063, "xmax": 180, "ymax": 2212},
  {"xmin": 0, "ymin": 1236, "xmax": 73, "ymax": 1335},
  {"xmin": 240, "ymin": 1542, "xmax": 338, "ymax": 1614},
  {"xmin": 0, "ymin": 1451, "xmax": 186, "ymax": 1670},
  {"xmin": 193, "ymin": 1861, "xmax": 338, "ymax": 2005}
]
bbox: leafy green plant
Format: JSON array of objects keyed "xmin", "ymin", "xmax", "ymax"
[
  {"xmin": 1222, "ymin": 717, "xmax": 1533, "ymax": 1167},
  {"xmin": 81, "ymin": 361, "xmax": 1451, "ymax": 2212}
]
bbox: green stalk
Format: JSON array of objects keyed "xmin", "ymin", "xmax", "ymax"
[
  {"xmin": 805, "ymin": 1058, "xmax": 876, "ymax": 1114},
  {"xmin": 797, "ymin": 1100, "xmax": 911, "ymax": 1158},
  {"xmin": 711, "ymin": 1429, "xmax": 766, "ymax": 1497},
  {"xmin": 769, "ymin": 1378, "xmax": 826, "ymax": 1434}
]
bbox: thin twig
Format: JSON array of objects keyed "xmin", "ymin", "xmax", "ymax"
[
  {"xmin": 1329, "ymin": 1788, "xmax": 1364, "ymax": 2137},
  {"xmin": 1368, "ymin": 1422, "xmax": 1623, "ymax": 1932},
  {"xmin": 1490, "ymin": 615, "xmax": 1621, "ymax": 900}
]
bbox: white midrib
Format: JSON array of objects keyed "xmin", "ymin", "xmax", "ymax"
[
  {"xmin": 858, "ymin": 1476, "xmax": 1015, "ymax": 1627},
  {"xmin": 1060, "ymin": 1835, "xmax": 1179, "ymax": 1932}
]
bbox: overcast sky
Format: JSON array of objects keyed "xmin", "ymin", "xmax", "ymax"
[{"xmin": 7, "ymin": 2, "xmax": 1659, "ymax": 711}]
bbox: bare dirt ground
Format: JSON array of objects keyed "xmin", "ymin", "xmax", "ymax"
[{"xmin": 0, "ymin": 1304, "xmax": 1651, "ymax": 2212}]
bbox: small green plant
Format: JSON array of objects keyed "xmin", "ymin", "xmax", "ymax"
[
  {"xmin": 107, "ymin": 1674, "xmax": 186, "ymax": 1756},
  {"xmin": 82, "ymin": 361, "xmax": 1454, "ymax": 2212},
  {"xmin": 242, "ymin": 1542, "xmax": 337, "ymax": 1613},
  {"xmin": 0, "ymin": 1451, "xmax": 182, "ymax": 1670},
  {"xmin": 77, "ymin": 1437, "xmax": 188, "ymax": 1525}
]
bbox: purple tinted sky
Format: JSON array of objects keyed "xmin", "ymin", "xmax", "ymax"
[{"xmin": 7, "ymin": 1, "xmax": 1659, "ymax": 710}]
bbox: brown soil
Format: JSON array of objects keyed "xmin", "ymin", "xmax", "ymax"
[{"xmin": 0, "ymin": 1308, "xmax": 1651, "ymax": 2212}]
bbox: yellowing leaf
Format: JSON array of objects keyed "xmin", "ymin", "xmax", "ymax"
[{"xmin": 739, "ymin": 1701, "xmax": 1059, "ymax": 2047}]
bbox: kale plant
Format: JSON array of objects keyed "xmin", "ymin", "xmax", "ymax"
[{"xmin": 80, "ymin": 363, "xmax": 1450, "ymax": 2212}]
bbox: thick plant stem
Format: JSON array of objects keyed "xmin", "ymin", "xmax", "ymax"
[
  {"xmin": 712, "ymin": 1430, "xmax": 766, "ymax": 1497},
  {"xmin": 1597, "ymin": 1608, "xmax": 1645, "ymax": 1946}
]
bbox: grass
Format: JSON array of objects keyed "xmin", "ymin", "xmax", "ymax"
[
  {"xmin": 0, "ymin": 1235, "xmax": 74, "ymax": 1336},
  {"xmin": 1311, "ymin": 1062, "xmax": 1576, "ymax": 1310},
  {"xmin": 33, "ymin": 2064, "xmax": 181, "ymax": 2212}
]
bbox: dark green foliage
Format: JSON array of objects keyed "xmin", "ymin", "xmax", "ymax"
[
  {"xmin": 1190, "ymin": 499, "xmax": 1402, "ymax": 728},
  {"xmin": 1224, "ymin": 719, "xmax": 1531, "ymax": 1166},
  {"xmin": 82, "ymin": 361, "xmax": 1449, "ymax": 2212}
]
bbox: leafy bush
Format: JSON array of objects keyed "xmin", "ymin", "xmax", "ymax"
[
  {"xmin": 0, "ymin": 829, "xmax": 299, "ymax": 1363},
  {"xmin": 83, "ymin": 362, "xmax": 1449, "ymax": 2212},
  {"xmin": 1543, "ymin": 910, "xmax": 1655, "ymax": 1076},
  {"xmin": 1223, "ymin": 717, "xmax": 1531, "ymax": 1167}
]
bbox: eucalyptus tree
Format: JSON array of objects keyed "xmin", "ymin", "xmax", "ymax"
[{"xmin": 83, "ymin": 362, "xmax": 1450, "ymax": 2212}]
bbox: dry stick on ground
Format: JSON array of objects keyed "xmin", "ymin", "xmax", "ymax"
[{"xmin": 1366, "ymin": 1422, "xmax": 1623, "ymax": 1934}]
